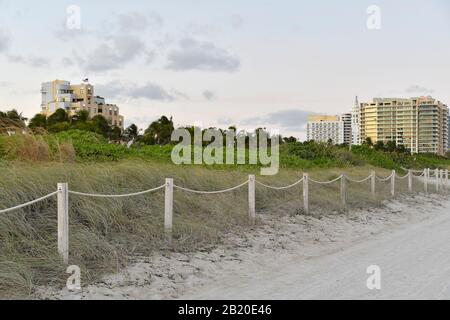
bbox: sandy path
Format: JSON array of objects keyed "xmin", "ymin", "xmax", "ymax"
[
  {"xmin": 38, "ymin": 193, "xmax": 450, "ymax": 300},
  {"xmin": 182, "ymin": 197, "xmax": 450, "ymax": 300}
]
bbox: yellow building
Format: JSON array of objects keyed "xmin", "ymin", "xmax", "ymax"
[
  {"xmin": 307, "ymin": 115, "xmax": 339, "ymax": 122},
  {"xmin": 359, "ymin": 97, "xmax": 448, "ymax": 155},
  {"xmin": 41, "ymin": 80, "xmax": 124, "ymax": 130}
]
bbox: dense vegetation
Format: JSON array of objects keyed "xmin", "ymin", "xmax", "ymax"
[{"xmin": 1, "ymin": 108, "xmax": 449, "ymax": 170}]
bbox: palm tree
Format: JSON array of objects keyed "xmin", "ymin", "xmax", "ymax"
[
  {"xmin": 143, "ymin": 116, "xmax": 174, "ymax": 145},
  {"xmin": 123, "ymin": 124, "xmax": 139, "ymax": 142}
]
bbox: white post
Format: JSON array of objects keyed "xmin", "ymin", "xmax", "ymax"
[
  {"xmin": 424, "ymin": 168, "xmax": 428, "ymax": 194},
  {"xmin": 408, "ymin": 170, "xmax": 413, "ymax": 193},
  {"xmin": 391, "ymin": 170, "xmax": 395, "ymax": 198},
  {"xmin": 164, "ymin": 178, "xmax": 174, "ymax": 236},
  {"xmin": 370, "ymin": 170, "xmax": 377, "ymax": 200},
  {"xmin": 248, "ymin": 175, "xmax": 256, "ymax": 224},
  {"xmin": 445, "ymin": 170, "xmax": 449, "ymax": 190},
  {"xmin": 303, "ymin": 173, "xmax": 309, "ymax": 215},
  {"xmin": 57, "ymin": 183, "xmax": 69, "ymax": 264},
  {"xmin": 370, "ymin": 170, "xmax": 376, "ymax": 200},
  {"xmin": 340, "ymin": 174, "xmax": 347, "ymax": 211},
  {"xmin": 435, "ymin": 168, "xmax": 439, "ymax": 193}
]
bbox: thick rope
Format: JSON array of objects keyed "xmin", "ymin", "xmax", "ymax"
[
  {"xmin": 173, "ymin": 180, "xmax": 249, "ymax": 194},
  {"xmin": 255, "ymin": 178, "xmax": 304, "ymax": 190},
  {"xmin": 375, "ymin": 173, "xmax": 394, "ymax": 182},
  {"xmin": 396, "ymin": 173, "xmax": 410, "ymax": 180},
  {"xmin": 309, "ymin": 175, "xmax": 343, "ymax": 184},
  {"xmin": 0, "ymin": 191, "xmax": 59, "ymax": 214},
  {"xmin": 412, "ymin": 172, "xmax": 425, "ymax": 177},
  {"xmin": 69, "ymin": 185, "xmax": 166, "ymax": 198},
  {"xmin": 346, "ymin": 175, "xmax": 372, "ymax": 183}
]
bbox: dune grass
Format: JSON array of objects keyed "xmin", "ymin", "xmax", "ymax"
[{"xmin": 0, "ymin": 159, "xmax": 441, "ymax": 298}]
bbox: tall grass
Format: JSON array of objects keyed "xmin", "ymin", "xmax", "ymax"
[
  {"xmin": 0, "ymin": 134, "xmax": 75, "ymax": 162},
  {"xmin": 0, "ymin": 134, "xmax": 447, "ymax": 298},
  {"xmin": 0, "ymin": 161, "xmax": 416, "ymax": 298}
]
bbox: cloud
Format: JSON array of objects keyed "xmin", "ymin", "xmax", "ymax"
[
  {"xmin": 229, "ymin": 14, "xmax": 244, "ymax": 29},
  {"xmin": 0, "ymin": 28, "xmax": 11, "ymax": 52},
  {"xmin": 7, "ymin": 54, "xmax": 25, "ymax": 63},
  {"xmin": 28, "ymin": 56, "xmax": 50, "ymax": 67},
  {"xmin": 117, "ymin": 12, "xmax": 163, "ymax": 33},
  {"xmin": 166, "ymin": 38, "xmax": 240, "ymax": 72},
  {"xmin": 405, "ymin": 85, "xmax": 434, "ymax": 95},
  {"xmin": 145, "ymin": 51, "xmax": 156, "ymax": 64},
  {"xmin": 61, "ymin": 57, "xmax": 74, "ymax": 66},
  {"xmin": 53, "ymin": 17, "xmax": 88, "ymax": 42},
  {"xmin": 203, "ymin": 90, "xmax": 216, "ymax": 101},
  {"xmin": 7, "ymin": 54, "xmax": 49, "ymax": 68},
  {"xmin": 96, "ymin": 81, "xmax": 186, "ymax": 102},
  {"xmin": 240, "ymin": 109, "xmax": 314, "ymax": 130},
  {"xmin": 73, "ymin": 35, "xmax": 146, "ymax": 72},
  {"xmin": 185, "ymin": 22, "xmax": 220, "ymax": 37},
  {"xmin": 0, "ymin": 26, "xmax": 49, "ymax": 68},
  {"xmin": 54, "ymin": 27, "xmax": 87, "ymax": 42},
  {"xmin": 127, "ymin": 83, "xmax": 176, "ymax": 101},
  {"xmin": 216, "ymin": 117, "xmax": 235, "ymax": 126}
]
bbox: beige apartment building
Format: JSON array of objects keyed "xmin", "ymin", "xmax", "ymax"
[
  {"xmin": 359, "ymin": 97, "xmax": 448, "ymax": 155},
  {"xmin": 41, "ymin": 80, "xmax": 124, "ymax": 130}
]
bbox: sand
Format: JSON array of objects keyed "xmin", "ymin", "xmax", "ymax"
[{"xmin": 37, "ymin": 193, "xmax": 450, "ymax": 300}]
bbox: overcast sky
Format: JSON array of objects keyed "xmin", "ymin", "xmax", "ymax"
[{"xmin": 0, "ymin": 0, "xmax": 449, "ymax": 139}]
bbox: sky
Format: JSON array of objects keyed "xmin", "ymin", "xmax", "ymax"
[{"xmin": 0, "ymin": 0, "xmax": 449, "ymax": 139}]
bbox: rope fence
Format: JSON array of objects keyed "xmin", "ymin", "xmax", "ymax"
[
  {"xmin": 0, "ymin": 168, "xmax": 448, "ymax": 264},
  {"xmin": 173, "ymin": 180, "xmax": 249, "ymax": 194},
  {"xmin": 69, "ymin": 185, "xmax": 166, "ymax": 198},
  {"xmin": 255, "ymin": 177, "xmax": 304, "ymax": 190}
]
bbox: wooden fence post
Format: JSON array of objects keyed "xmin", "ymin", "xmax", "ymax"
[
  {"xmin": 435, "ymin": 168, "xmax": 439, "ymax": 193},
  {"xmin": 164, "ymin": 178, "xmax": 174, "ymax": 236},
  {"xmin": 340, "ymin": 174, "xmax": 347, "ymax": 211},
  {"xmin": 408, "ymin": 170, "xmax": 413, "ymax": 193},
  {"xmin": 424, "ymin": 168, "xmax": 428, "ymax": 194},
  {"xmin": 445, "ymin": 169, "xmax": 449, "ymax": 190},
  {"xmin": 391, "ymin": 170, "xmax": 396, "ymax": 198},
  {"xmin": 303, "ymin": 173, "xmax": 309, "ymax": 215},
  {"xmin": 371, "ymin": 170, "xmax": 376, "ymax": 200},
  {"xmin": 248, "ymin": 175, "xmax": 256, "ymax": 224},
  {"xmin": 57, "ymin": 183, "xmax": 69, "ymax": 264}
]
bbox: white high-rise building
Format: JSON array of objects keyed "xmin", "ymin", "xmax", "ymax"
[
  {"xmin": 307, "ymin": 115, "xmax": 345, "ymax": 144},
  {"xmin": 351, "ymin": 96, "xmax": 361, "ymax": 145},
  {"xmin": 339, "ymin": 113, "xmax": 352, "ymax": 145}
]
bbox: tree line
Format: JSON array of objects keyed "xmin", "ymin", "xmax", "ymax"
[{"xmin": 1, "ymin": 109, "xmax": 299, "ymax": 146}]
